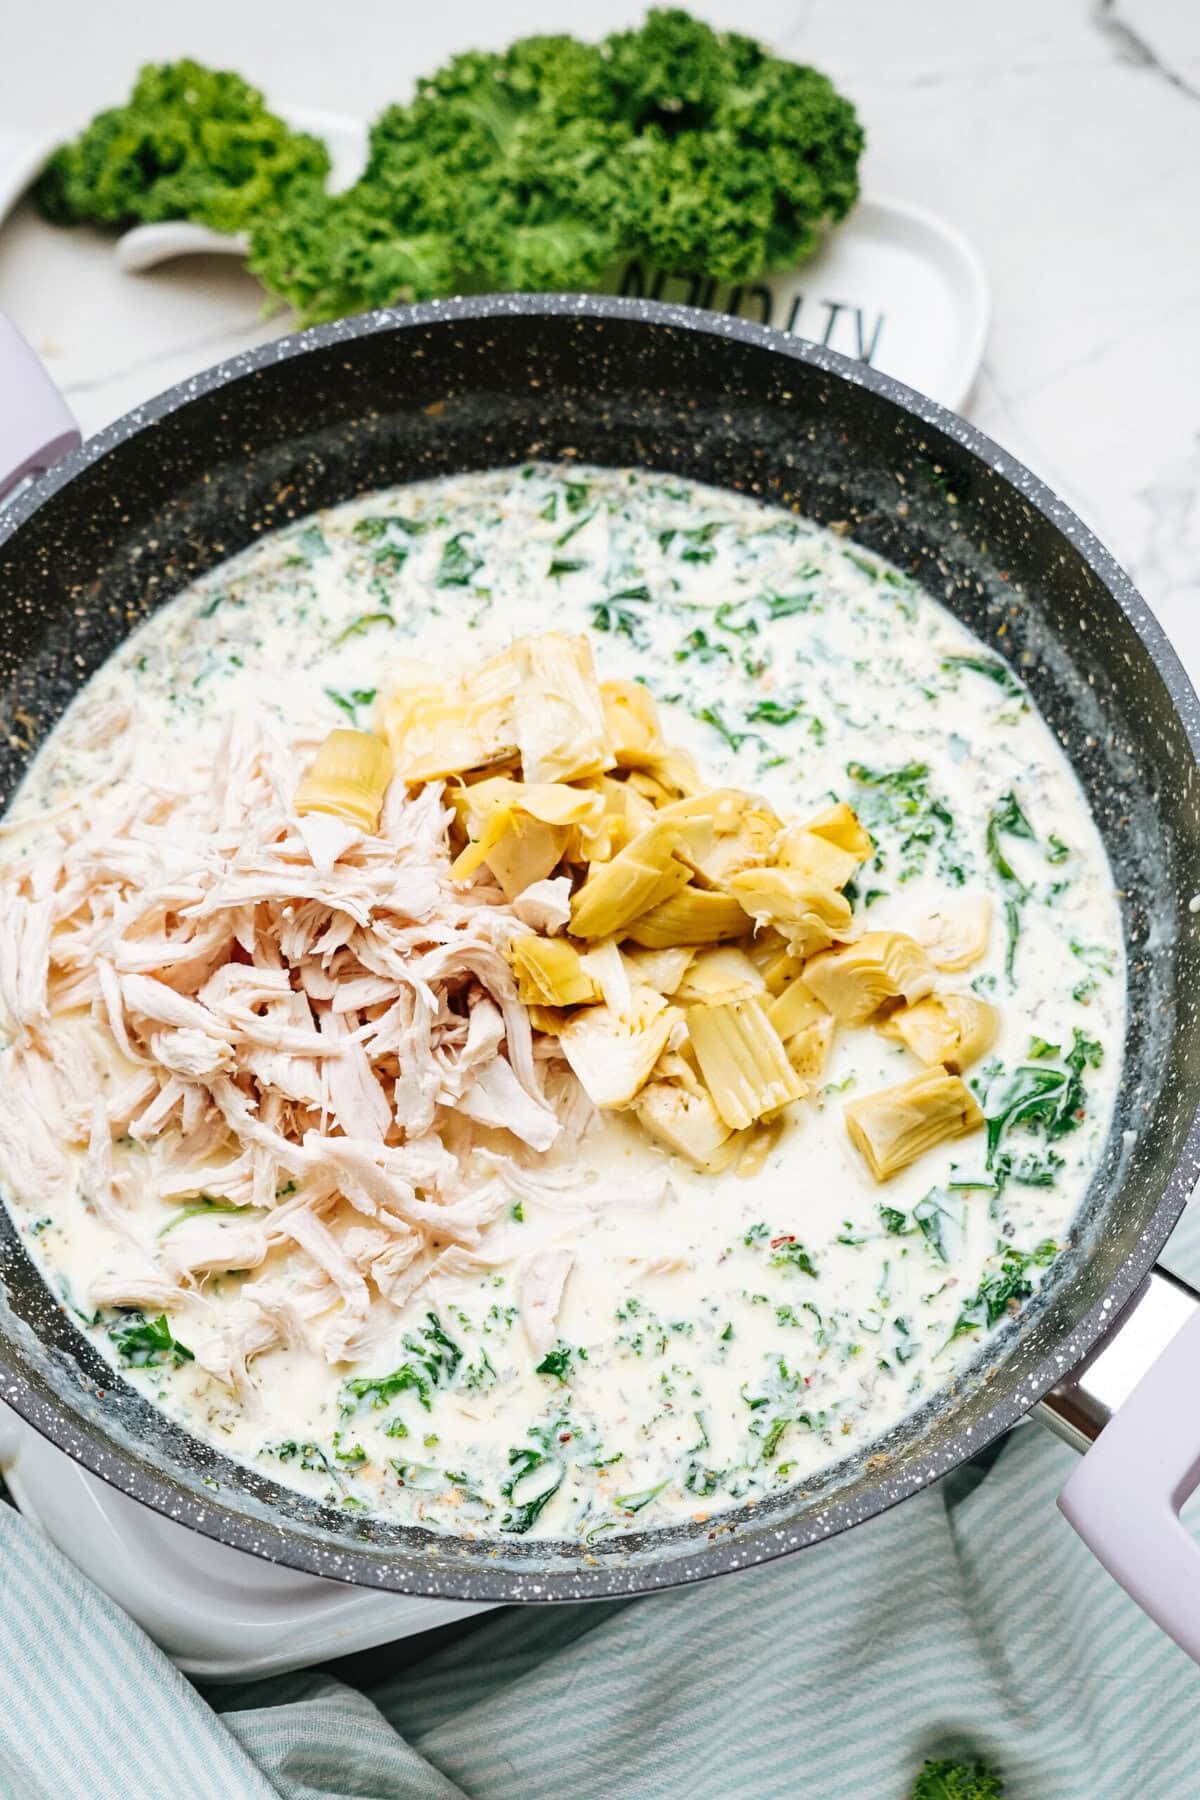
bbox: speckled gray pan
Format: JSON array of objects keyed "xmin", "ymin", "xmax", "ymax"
[{"xmin": 1, "ymin": 294, "xmax": 1198, "ymax": 1602}]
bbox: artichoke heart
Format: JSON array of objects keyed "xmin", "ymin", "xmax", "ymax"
[
  {"xmin": 509, "ymin": 937, "xmax": 600, "ymax": 1008},
  {"xmin": 844, "ymin": 1068, "xmax": 984, "ymax": 1181},
  {"xmin": 803, "ymin": 800, "xmax": 873, "ymax": 860},
  {"xmin": 625, "ymin": 885, "xmax": 751, "ymax": 948},
  {"xmin": 634, "ymin": 1080, "xmax": 737, "ymax": 1172},
  {"xmin": 512, "ymin": 633, "xmax": 614, "ymax": 784},
  {"xmin": 676, "ymin": 945, "xmax": 766, "ymax": 1005},
  {"xmin": 785, "ymin": 1015, "xmax": 835, "ymax": 1083},
  {"xmin": 882, "ymin": 991, "xmax": 999, "ymax": 1073},
  {"xmin": 557, "ymin": 987, "xmax": 679, "ymax": 1108},
  {"xmin": 635, "ymin": 744, "xmax": 704, "ymax": 801},
  {"xmin": 577, "ymin": 940, "xmax": 637, "ymax": 1014},
  {"xmin": 624, "ymin": 945, "xmax": 696, "ymax": 995},
  {"xmin": 802, "ymin": 931, "xmax": 936, "ymax": 1026},
  {"xmin": 775, "ymin": 825, "xmax": 860, "ymax": 891},
  {"xmin": 452, "ymin": 777, "xmax": 604, "ymax": 838},
  {"xmin": 727, "ymin": 866, "xmax": 853, "ymax": 959},
  {"xmin": 660, "ymin": 788, "xmax": 782, "ymax": 885},
  {"xmin": 379, "ymin": 650, "xmax": 517, "ymax": 781},
  {"xmin": 578, "ymin": 775, "xmax": 657, "ymax": 863},
  {"xmin": 600, "ymin": 680, "xmax": 663, "ymax": 768},
  {"xmin": 766, "ymin": 973, "xmax": 827, "ymax": 1042},
  {"xmin": 912, "ymin": 895, "xmax": 994, "ymax": 972},
  {"xmin": 569, "ymin": 819, "xmax": 692, "ymax": 940},
  {"xmin": 484, "ymin": 815, "xmax": 567, "ymax": 899},
  {"xmin": 687, "ymin": 997, "xmax": 806, "ymax": 1131},
  {"xmin": 748, "ymin": 931, "xmax": 805, "ymax": 995},
  {"xmin": 450, "ymin": 779, "xmax": 602, "ymax": 896},
  {"xmin": 295, "ymin": 728, "xmax": 393, "ymax": 832}
]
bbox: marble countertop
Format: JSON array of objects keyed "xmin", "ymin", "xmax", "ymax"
[{"xmin": 0, "ymin": 0, "xmax": 1197, "ymax": 663}]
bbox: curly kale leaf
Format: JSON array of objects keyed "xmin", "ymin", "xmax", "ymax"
[
  {"xmin": 606, "ymin": 10, "xmax": 864, "ymax": 280},
  {"xmin": 249, "ymin": 12, "xmax": 863, "ymax": 320},
  {"xmin": 40, "ymin": 20, "xmax": 864, "ymax": 321},
  {"xmin": 34, "ymin": 59, "xmax": 329, "ymax": 234},
  {"xmin": 911, "ymin": 1758, "xmax": 1005, "ymax": 1800}
]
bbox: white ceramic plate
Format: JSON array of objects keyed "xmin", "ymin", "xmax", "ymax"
[
  {"xmin": 617, "ymin": 194, "xmax": 989, "ymax": 413},
  {"xmin": 0, "ymin": 111, "xmax": 988, "ymax": 413}
]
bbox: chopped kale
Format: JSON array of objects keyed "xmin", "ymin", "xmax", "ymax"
[
  {"xmin": 742, "ymin": 1356, "xmax": 822, "ymax": 1461},
  {"xmin": 614, "ymin": 1480, "xmax": 668, "ymax": 1513},
  {"xmin": 462, "ymin": 1349, "xmax": 497, "ymax": 1393},
  {"xmin": 847, "ymin": 760, "xmax": 964, "ymax": 886},
  {"xmin": 675, "ymin": 627, "xmax": 732, "ymax": 664},
  {"xmin": 941, "ymin": 654, "xmax": 1025, "ymax": 700},
  {"xmin": 949, "ymin": 1240, "xmax": 1058, "ymax": 1340},
  {"xmin": 696, "ymin": 703, "xmax": 750, "ymax": 753},
  {"xmin": 293, "ymin": 523, "xmax": 329, "ymax": 562},
  {"xmin": 767, "ymin": 1235, "xmax": 818, "ymax": 1278},
  {"xmin": 764, "ymin": 591, "xmax": 817, "ymax": 618},
  {"xmin": 985, "ymin": 790, "xmax": 1035, "ymax": 886},
  {"xmin": 340, "ymin": 1363, "xmax": 432, "ymax": 1415},
  {"xmin": 324, "ymin": 685, "xmax": 377, "ymax": 723},
  {"xmin": 984, "ymin": 790, "xmax": 1035, "ymax": 979},
  {"xmin": 913, "ymin": 1190, "xmax": 960, "ymax": 1265},
  {"xmin": 109, "ymin": 1311, "xmax": 194, "ymax": 1369},
  {"xmin": 499, "ymin": 1431, "xmax": 567, "ymax": 1535},
  {"xmin": 994, "ymin": 1148, "xmax": 1065, "ymax": 1188},
  {"xmin": 746, "ymin": 699, "xmax": 801, "ymax": 725},
  {"xmin": 273, "ymin": 1440, "xmax": 336, "ymax": 1477},
  {"xmin": 402, "ymin": 1312, "xmax": 462, "ymax": 1387},
  {"xmin": 535, "ymin": 1343, "xmax": 577, "ymax": 1383},
  {"xmin": 983, "ymin": 1029, "xmax": 1102, "ymax": 1168},
  {"xmin": 714, "ymin": 600, "xmax": 760, "ymax": 635},
  {"xmin": 591, "ymin": 590, "xmax": 651, "ymax": 647},
  {"xmin": 333, "ymin": 612, "xmax": 394, "ymax": 644},
  {"xmin": 353, "ymin": 514, "xmax": 425, "ymax": 541},
  {"xmin": 554, "ymin": 504, "xmax": 597, "ymax": 547},
  {"xmin": 156, "ymin": 1198, "xmax": 257, "ymax": 1238},
  {"xmin": 435, "ymin": 531, "xmax": 483, "ymax": 587},
  {"xmin": 1069, "ymin": 938, "xmax": 1116, "ymax": 1003}
]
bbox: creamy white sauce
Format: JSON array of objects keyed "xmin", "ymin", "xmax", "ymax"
[{"xmin": 0, "ymin": 463, "xmax": 1123, "ymax": 1542}]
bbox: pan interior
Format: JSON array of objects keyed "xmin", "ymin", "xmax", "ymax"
[{"xmin": 0, "ymin": 301, "xmax": 1197, "ymax": 1600}]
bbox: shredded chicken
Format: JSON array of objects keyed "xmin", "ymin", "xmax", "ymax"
[
  {"xmin": 0, "ymin": 716, "xmax": 590, "ymax": 1383},
  {"xmin": 517, "ymin": 1248, "xmax": 575, "ymax": 1355}
]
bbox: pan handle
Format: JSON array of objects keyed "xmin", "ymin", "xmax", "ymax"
[
  {"xmin": 1039, "ymin": 1262, "xmax": 1200, "ymax": 1662},
  {"xmin": 0, "ymin": 313, "xmax": 80, "ymax": 505}
]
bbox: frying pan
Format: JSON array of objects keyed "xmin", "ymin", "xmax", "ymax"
[{"xmin": 3, "ymin": 295, "xmax": 1200, "ymax": 1652}]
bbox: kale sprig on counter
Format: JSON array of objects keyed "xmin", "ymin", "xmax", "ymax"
[
  {"xmin": 911, "ymin": 1758, "xmax": 1005, "ymax": 1799},
  {"xmin": 34, "ymin": 59, "xmax": 330, "ymax": 235},
  {"xmin": 36, "ymin": 11, "xmax": 864, "ymax": 322}
]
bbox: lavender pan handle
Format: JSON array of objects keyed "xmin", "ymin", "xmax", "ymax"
[
  {"xmin": 0, "ymin": 312, "xmax": 80, "ymax": 504},
  {"xmin": 1053, "ymin": 1275, "xmax": 1200, "ymax": 1663}
]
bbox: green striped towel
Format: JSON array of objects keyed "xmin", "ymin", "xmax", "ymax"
[{"xmin": 3, "ymin": 1202, "xmax": 1199, "ymax": 1800}]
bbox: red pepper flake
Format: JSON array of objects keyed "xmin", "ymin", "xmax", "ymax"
[{"xmin": 770, "ymin": 1235, "xmax": 796, "ymax": 1249}]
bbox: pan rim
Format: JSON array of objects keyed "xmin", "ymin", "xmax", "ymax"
[{"xmin": 1, "ymin": 291, "xmax": 1198, "ymax": 1603}]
